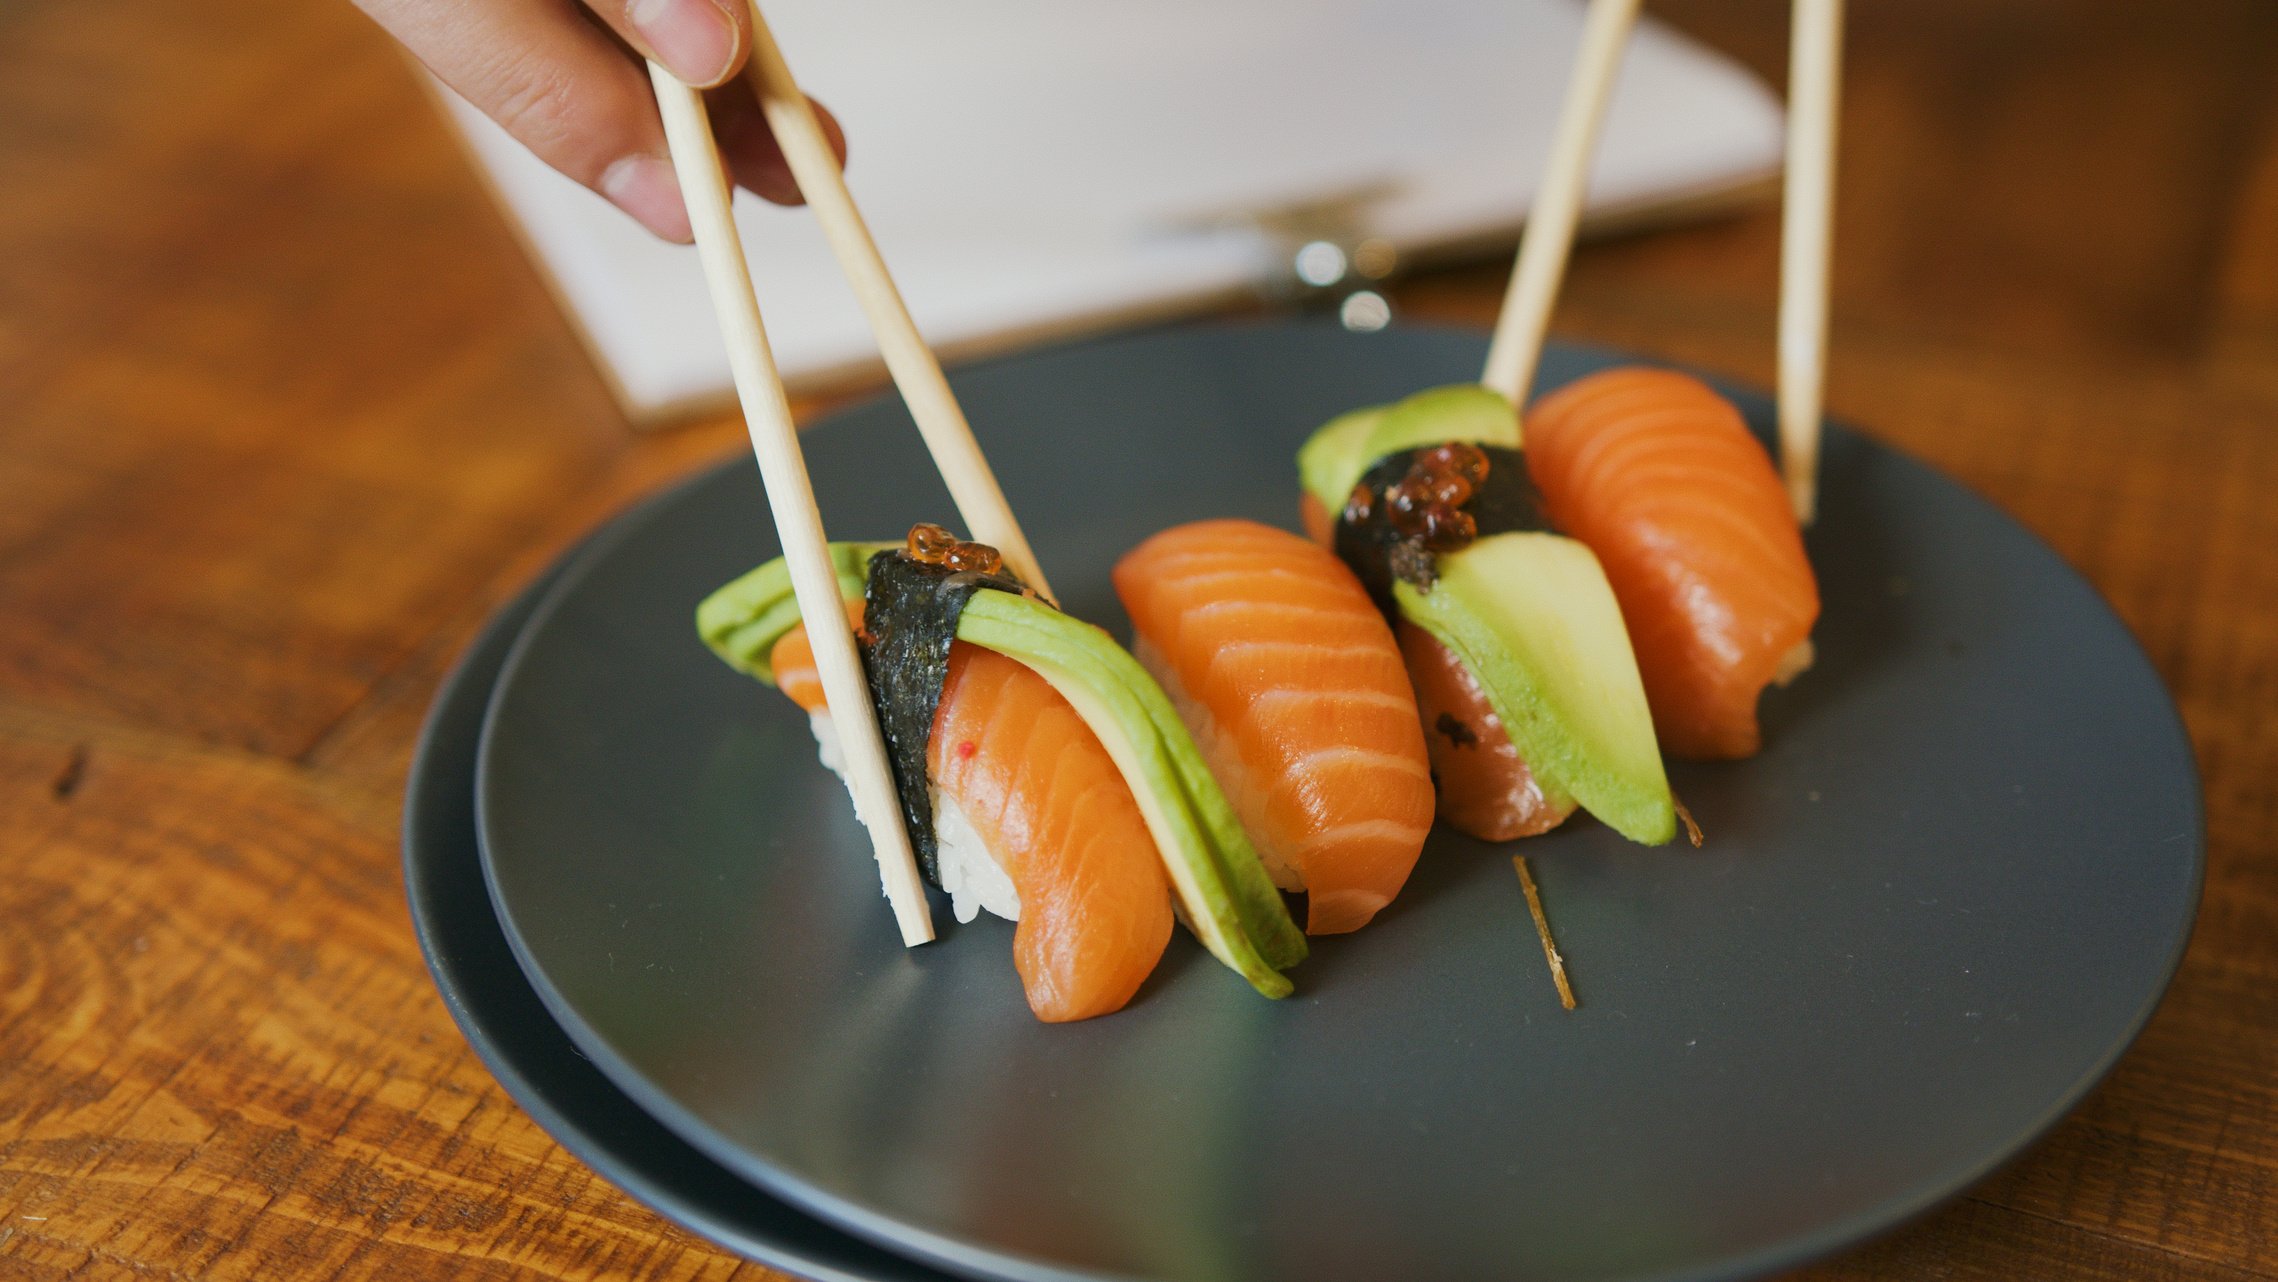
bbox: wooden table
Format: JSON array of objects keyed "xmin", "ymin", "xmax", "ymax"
[{"xmin": 3, "ymin": 0, "xmax": 2273, "ymax": 1277}]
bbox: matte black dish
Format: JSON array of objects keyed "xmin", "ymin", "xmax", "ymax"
[{"xmin": 475, "ymin": 324, "xmax": 2202, "ymax": 1282}]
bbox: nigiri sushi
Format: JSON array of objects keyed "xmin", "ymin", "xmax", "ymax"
[
  {"xmin": 697, "ymin": 526, "xmax": 1306, "ymax": 1020},
  {"xmin": 1396, "ymin": 618, "xmax": 1575, "ymax": 841},
  {"xmin": 1525, "ymin": 369, "xmax": 1820, "ymax": 759},
  {"xmin": 1115, "ymin": 519, "xmax": 1435, "ymax": 934},
  {"xmin": 1296, "ymin": 385, "xmax": 1676, "ymax": 846},
  {"xmin": 771, "ymin": 609, "xmax": 1174, "ymax": 1021}
]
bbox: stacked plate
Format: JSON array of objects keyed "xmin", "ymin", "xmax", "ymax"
[{"xmin": 404, "ymin": 323, "xmax": 2201, "ymax": 1282}]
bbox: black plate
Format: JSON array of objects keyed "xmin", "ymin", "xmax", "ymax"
[
  {"xmin": 475, "ymin": 323, "xmax": 2202, "ymax": 1282},
  {"xmin": 403, "ymin": 541, "xmax": 960, "ymax": 1282}
]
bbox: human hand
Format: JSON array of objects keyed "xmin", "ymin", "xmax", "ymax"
[{"xmin": 355, "ymin": 0, "xmax": 845, "ymax": 241}]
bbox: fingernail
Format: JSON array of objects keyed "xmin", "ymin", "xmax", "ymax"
[
  {"xmin": 600, "ymin": 154, "xmax": 692, "ymax": 242},
  {"xmin": 628, "ymin": 0, "xmax": 739, "ymax": 87}
]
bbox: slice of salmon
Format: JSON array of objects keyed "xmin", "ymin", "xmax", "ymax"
[
  {"xmin": 1299, "ymin": 491, "xmax": 1336, "ymax": 547},
  {"xmin": 769, "ymin": 598, "xmax": 864, "ymax": 713},
  {"xmin": 1115, "ymin": 519, "xmax": 1435, "ymax": 935},
  {"xmin": 771, "ymin": 618, "xmax": 1174, "ymax": 1022},
  {"xmin": 929, "ymin": 646, "xmax": 1175, "ymax": 1020},
  {"xmin": 1397, "ymin": 621, "xmax": 1577, "ymax": 841},
  {"xmin": 1525, "ymin": 368, "xmax": 1821, "ymax": 760}
]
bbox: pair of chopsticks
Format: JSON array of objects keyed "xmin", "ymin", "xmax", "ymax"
[
  {"xmin": 1480, "ymin": 0, "xmax": 1844, "ymax": 524},
  {"xmin": 648, "ymin": 4, "xmax": 1049, "ymax": 947},
  {"xmin": 653, "ymin": 1, "xmax": 1842, "ymax": 945}
]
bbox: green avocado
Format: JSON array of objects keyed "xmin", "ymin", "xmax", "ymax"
[
  {"xmin": 1294, "ymin": 404, "xmax": 1384, "ymax": 517},
  {"xmin": 695, "ymin": 546, "xmax": 1305, "ymax": 997},
  {"xmin": 695, "ymin": 541, "xmax": 896, "ymax": 684},
  {"xmin": 1396, "ymin": 533, "xmax": 1675, "ymax": 845},
  {"xmin": 956, "ymin": 589, "xmax": 1307, "ymax": 990},
  {"xmin": 1296, "ymin": 383, "xmax": 1523, "ymax": 517}
]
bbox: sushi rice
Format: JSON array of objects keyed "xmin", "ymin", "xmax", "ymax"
[{"xmin": 807, "ymin": 709, "xmax": 1020, "ymax": 925}]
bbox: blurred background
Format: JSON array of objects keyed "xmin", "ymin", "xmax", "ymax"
[
  {"xmin": 429, "ymin": 0, "xmax": 1791, "ymax": 418},
  {"xmin": 1, "ymin": 1, "xmax": 2274, "ymax": 1279},
  {"xmin": 5, "ymin": 0, "xmax": 2270, "ymax": 748}
]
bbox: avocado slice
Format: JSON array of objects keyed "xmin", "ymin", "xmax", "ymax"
[
  {"xmin": 1297, "ymin": 383, "xmax": 1523, "ymax": 518},
  {"xmin": 1295, "ymin": 404, "xmax": 1385, "ymax": 518},
  {"xmin": 1396, "ymin": 533, "xmax": 1675, "ymax": 845},
  {"xmin": 696, "ymin": 541, "xmax": 896, "ymax": 683},
  {"xmin": 1297, "ymin": 384, "xmax": 1674, "ymax": 845},
  {"xmin": 957, "ymin": 590, "xmax": 1308, "ymax": 990},
  {"xmin": 696, "ymin": 547, "xmax": 1305, "ymax": 997}
]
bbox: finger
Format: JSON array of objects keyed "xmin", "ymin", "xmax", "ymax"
[
  {"xmin": 580, "ymin": 0, "xmax": 748, "ymax": 90},
  {"xmin": 355, "ymin": 0, "xmax": 692, "ymax": 241},
  {"xmin": 708, "ymin": 89, "xmax": 849, "ymax": 206}
]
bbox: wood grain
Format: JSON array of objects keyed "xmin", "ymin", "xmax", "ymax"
[{"xmin": 2, "ymin": 0, "xmax": 2274, "ymax": 1277}]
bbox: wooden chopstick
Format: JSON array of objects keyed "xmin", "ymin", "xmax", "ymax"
[
  {"xmin": 648, "ymin": 61, "xmax": 935, "ymax": 947},
  {"xmin": 1778, "ymin": 0, "xmax": 1843, "ymax": 525},
  {"xmin": 738, "ymin": 2, "xmax": 1054, "ymax": 602},
  {"xmin": 1479, "ymin": 0, "xmax": 1643, "ymax": 407}
]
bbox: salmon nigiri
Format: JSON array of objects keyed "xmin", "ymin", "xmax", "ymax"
[
  {"xmin": 701, "ymin": 532, "xmax": 1306, "ymax": 1012},
  {"xmin": 1397, "ymin": 621, "xmax": 1577, "ymax": 841},
  {"xmin": 772, "ymin": 612, "xmax": 1175, "ymax": 1022},
  {"xmin": 1293, "ymin": 384, "xmax": 1677, "ymax": 846},
  {"xmin": 1301, "ymin": 448, "xmax": 1570, "ymax": 837},
  {"xmin": 1525, "ymin": 368, "xmax": 1820, "ymax": 760},
  {"xmin": 1115, "ymin": 519, "xmax": 1435, "ymax": 934}
]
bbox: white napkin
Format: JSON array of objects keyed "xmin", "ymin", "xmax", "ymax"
[{"xmin": 434, "ymin": 0, "xmax": 1783, "ymax": 423}]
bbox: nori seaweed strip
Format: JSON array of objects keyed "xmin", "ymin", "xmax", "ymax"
[
  {"xmin": 859, "ymin": 550, "xmax": 1032, "ymax": 883},
  {"xmin": 1333, "ymin": 444, "xmax": 1548, "ymax": 615}
]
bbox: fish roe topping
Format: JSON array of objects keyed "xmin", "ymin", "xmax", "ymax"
[
  {"xmin": 1420, "ymin": 441, "xmax": 1491, "ymax": 489},
  {"xmin": 1420, "ymin": 472, "xmax": 1475, "ymax": 507},
  {"xmin": 1418, "ymin": 505, "xmax": 1477, "ymax": 551},
  {"xmin": 1369, "ymin": 442, "xmax": 1491, "ymax": 555},
  {"xmin": 906, "ymin": 522, "xmax": 960, "ymax": 563},
  {"xmin": 904, "ymin": 522, "xmax": 1003, "ymax": 575},
  {"xmin": 1333, "ymin": 441, "xmax": 1544, "ymax": 611},
  {"xmin": 1342, "ymin": 482, "xmax": 1376, "ymax": 525},
  {"xmin": 942, "ymin": 541, "xmax": 1004, "ymax": 574},
  {"xmin": 1383, "ymin": 478, "xmax": 1425, "ymax": 529}
]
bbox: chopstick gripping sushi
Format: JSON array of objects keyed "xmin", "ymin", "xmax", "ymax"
[
  {"xmin": 1116, "ymin": 519, "xmax": 1435, "ymax": 934},
  {"xmin": 1525, "ymin": 369, "xmax": 1820, "ymax": 759},
  {"xmin": 698, "ymin": 527, "xmax": 1306, "ymax": 1019},
  {"xmin": 1297, "ymin": 386, "xmax": 1676, "ymax": 846}
]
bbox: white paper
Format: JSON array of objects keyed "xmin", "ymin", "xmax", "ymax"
[{"xmin": 434, "ymin": 0, "xmax": 1783, "ymax": 420}]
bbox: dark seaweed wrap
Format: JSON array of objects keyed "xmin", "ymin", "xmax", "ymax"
[
  {"xmin": 1332, "ymin": 444, "xmax": 1550, "ymax": 615},
  {"xmin": 859, "ymin": 550, "xmax": 1033, "ymax": 883}
]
